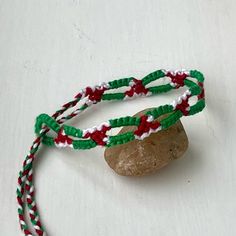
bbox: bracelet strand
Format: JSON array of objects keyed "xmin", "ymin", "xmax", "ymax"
[{"xmin": 17, "ymin": 69, "xmax": 205, "ymax": 235}]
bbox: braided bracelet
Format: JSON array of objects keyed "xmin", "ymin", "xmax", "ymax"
[{"xmin": 17, "ymin": 69, "xmax": 205, "ymax": 235}]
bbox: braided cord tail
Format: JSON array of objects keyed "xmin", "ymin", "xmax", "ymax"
[
  {"xmin": 17, "ymin": 69, "xmax": 205, "ymax": 235},
  {"xmin": 17, "ymin": 97, "xmax": 92, "ymax": 235},
  {"xmin": 17, "ymin": 135, "xmax": 44, "ymax": 236}
]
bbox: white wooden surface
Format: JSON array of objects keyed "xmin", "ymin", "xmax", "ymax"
[{"xmin": 1, "ymin": 0, "xmax": 236, "ymax": 235}]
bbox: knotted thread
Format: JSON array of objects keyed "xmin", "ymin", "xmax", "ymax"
[{"xmin": 17, "ymin": 69, "xmax": 205, "ymax": 235}]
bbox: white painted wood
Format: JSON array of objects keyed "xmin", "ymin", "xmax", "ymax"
[{"xmin": 0, "ymin": 0, "xmax": 236, "ymax": 235}]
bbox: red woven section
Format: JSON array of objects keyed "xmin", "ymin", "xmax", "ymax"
[
  {"xmin": 134, "ymin": 115, "xmax": 160, "ymax": 137},
  {"xmin": 176, "ymin": 96, "xmax": 190, "ymax": 116},
  {"xmin": 167, "ymin": 72, "xmax": 188, "ymax": 88},
  {"xmin": 125, "ymin": 79, "xmax": 149, "ymax": 97},
  {"xmin": 198, "ymin": 82, "xmax": 205, "ymax": 100},
  {"xmin": 55, "ymin": 129, "xmax": 73, "ymax": 145},
  {"xmin": 84, "ymin": 125, "xmax": 111, "ymax": 146}
]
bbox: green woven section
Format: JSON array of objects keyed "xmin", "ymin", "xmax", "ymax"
[
  {"xmin": 160, "ymin": 110, "xmax": 183, "ymax": 129},
  {"xmin": 63, "ymin": 125, "xmax": 83, "ymax": 138},
  {"xmin": 34, "ymin": 69, "xmax": 205, "ymax": 151},
  {"xmin": 107, "ymin": 132, "xmax": 135, "ymax": 147},
  {"xmin": 189, "ymin": 99, "xmax": 205, "ymax": 116},
  {"xmin": 102, "ymin": 93, "xmax": 125, "ymax": 101},
  {"xmin": 18, "ymin": 69, "xmax": 206, "ymax": 236},
  {"xmin": 142, "ymin": 70, "xmax": 165, "ymax": 85},
  {"xmin": 108, "ymin": 77, "xmax": 133, "ymax": 89},
  {"xmin": 73, "ymin": 139, "xmax": 97, "ymax": 149},
  {"xmin": 146, "ymin": 104, "xmax": 174, "ymax": 119},
  {"xmin": 148, "ymin": 84, "xmax": 173, "ymax": 94},
  {"xmin": 184, "ymin": 79, "xmax": 201, "ymax": 96},
  {"xmin": 190, "ymin": 70, "xmax": 205, "ymax": 82},
  {"xmin": 42, "ymin": 136, "xmax": 54, "ymax": 146},
  {"xmin": 109, "ymin": 116, "xmax": 140, "ymax": 128},
  {"xmin": 35, "ymin": 113, "xmax": 60, "ymax": 134}
]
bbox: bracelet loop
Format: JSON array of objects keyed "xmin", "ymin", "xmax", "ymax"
[{"xmin": 17, "ymin": 69, "xmax": 205, "ymax": 236}]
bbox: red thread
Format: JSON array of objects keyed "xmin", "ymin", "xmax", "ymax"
[
  {"xmin": 74, "ymin": 92, "xmax": 83, "ymax": 99},
  {"xmin": 125, "ymin": 79, "xmax": 149, "ymax": 97},
  {"xmin": 167, "ymin": 72, "xmax": 188, "ymax": 88},
  {"xmin": 85, "ymin": 86, "xmax": 107, "ymax": 103},
  {"xmin": 134, "ymin": 115, "xmax": 160, "ymax": 137},
  {"xmin": 75, "ymin": 86, "xmax": 107, "ymax": 102},
  {"xmin": 63, "ymin": 100, "xmax": 78, "ymax": 109},
  {"xmin": 35, "ymin": 229, "xmax": 44, "ymax": 236},
  {"xmin": 24, "ymin": 229, "xmax": 33, "ymax": 235},
  {"xmin": 55, "ymin": 129, "xmax": 73, "ymax": 145},
  {"xmin": 198, "ymin": 82, "xmax": 205, "ymax": 100},
  {"xmin": 176, "ymin": 97, "xmax": 190, "ymax": 116},
  {"xmin": 17, "ymin": 196, "xmax": 23, "ymax": 206},
  {"xmin": 84, "ymin": 125, "xmax": 111, "ymax": 146}
]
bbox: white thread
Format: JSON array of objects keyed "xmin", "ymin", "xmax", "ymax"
[
  {"xmin": 147, "ymin": 115, "xmax": 154, "ymax": 122},
  {"xmin": 171, "ymin": 100, "xmax": 177, "ymax": 109},
  {"xmin": 20, "ymin": 220, "xmax": 26, "ymax": 225},
  {"xmin": 103, "ymin": 136, "xmax": 110, "ymax": 144},
  {"xmin": 55, "ymin": 142, "xmax": 72, "ymax": 148},
  {"xmin": 83, "ymin": 122, "xmax": 111, "ymax": 136},
  {"xmin": 33, "ymin": 225, "xmax": 41, "ymax": 230},
  {"xmin": 32, "ymin": 143, "xmax": 39, "ymax": 149},
  {"xmin": 59, "ymin": 117, "xmax": 66, "ymax": 123},
  {"xmin": 26, "ymin": 158, "xmax": 32, "ymax": 165},
  {"xmin": 164, "ymin": 68, "xmax": 190, "ymax": 76},
  {"xmin": 29, "ymin": 209, "xmax": 34, "ymax": 215},
  {"xmin": 28, "ymin": 169, "xmax": 33, "ymax": 176},
  {"xmin": 135, "ymin": 126, "xmax": 162, "ymax": 140},
  {"xmin": 39, "ymin": 129, "xmax": 46, "ymax": 134},
  {"xmin": 124, "ymin": 91, "xmax": 152, "ymax": 100},
  {"xmin": 29, "ymin": 186, "xmax": 34, "ymax": 193},
  {"xmin": 170, "ymin": 90, "xmax": 192, "ymax": 109},
  {"xmin": 72, "ymin": 109, "xmax": 82, "ymax": 115},
  {"xmin": 177, "ymin": 97, "xmax": 182, "ymax": 104},
  {"xmin": 21, "ymin": 175, "xmax": 26, "ymax": 182}
]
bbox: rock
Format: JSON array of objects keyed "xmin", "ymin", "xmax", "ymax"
[{"xmin": 104, "ymin": 108, "xmax": 188, "ymax": 176}]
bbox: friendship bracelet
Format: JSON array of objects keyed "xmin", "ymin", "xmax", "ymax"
[{"xmin": 17, "ymin": 69, "xmax": 205, "ymax": 235}]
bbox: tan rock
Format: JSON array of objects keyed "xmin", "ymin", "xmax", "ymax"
[{"xmin": 104, "ymin": 108, "xmax": 188, "ymax": 176}]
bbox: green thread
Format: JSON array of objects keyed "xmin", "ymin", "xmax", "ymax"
[
  {"xmin": 102, "ymin": 93, "xmax": 125, "ymax": 100},
  {"xmin": 108, "ymin": 132, "xmax": 135, "ymax": 147},
  {"xmin": 35, "ymin": 113, "xmax": 60, "ymax": 134},
  {"xmin": 73, "ymin": 139, "xmax": 97, "ymax": 149},
  {"xmin": 17, "ymin": 69, "xmax": 206, "ymax": 236},
  {"xmin": 190, "ymin": 70, "xmax": 204, "ymax": 82},
  {"xmin": 189, "ymin": 99, "xmax": 205, "ymax": 116},
  {"xmin": 146, "ymin": 104, "xmax": 174, "ymax": 119},
  {"xmin": 148, "ymin": 84, "xmax": 173, "ymax": 94},
  {"xmin": 108, "ymin": 77, "xmax": 133, "ymax": 89},
  {"xmin": 63, "ymin": 125, "xmax": 83, "ymax": 138},
  {"xmin": 142, "ymin": 69, "xmax": 165, "ymax": 85},
  {"xmin": 35, "ymin": 70, "xmax": 205, "ymax": 149},
  {"xmin": 160, "ymin": 110, "xmax": 183, "ymax": 129}
]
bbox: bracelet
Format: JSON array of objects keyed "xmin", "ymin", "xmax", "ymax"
[{"xmin": 17, "ymin": 69, "xmax": 205, "ymax": 235}]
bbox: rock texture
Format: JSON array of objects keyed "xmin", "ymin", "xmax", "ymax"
[{"xmin": 104, "ymin": 108, "xmax": 188, "ymax": 176}]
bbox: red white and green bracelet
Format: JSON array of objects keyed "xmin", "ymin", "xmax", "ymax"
[{"xmin": 17, "ymin": 69, "xmax": 205, "ymax": 235}]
